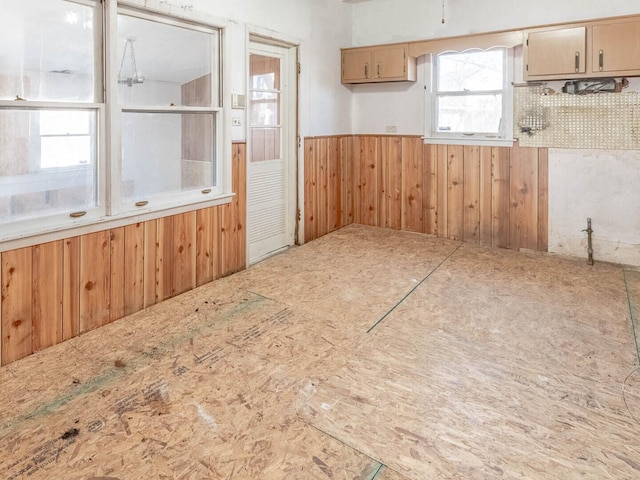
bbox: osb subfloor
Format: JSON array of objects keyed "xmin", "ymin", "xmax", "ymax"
[{"xmin": 1, "ymin": 225, "xmax": 639, "ymax": 479}]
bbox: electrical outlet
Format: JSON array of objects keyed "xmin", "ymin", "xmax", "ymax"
[
  {"xmin": 386, "ymin": 125, "xmax": 397, "ymax": 133},
  {"xmin": 232, "ymin": 118, "xmax": 241, "ymax": 127}
]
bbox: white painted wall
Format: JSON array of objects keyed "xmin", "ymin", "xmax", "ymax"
[
  {"xmin": 549, "ymin": 149, "xmax": 640, "ymax": 266},
  {"xmin": 347, "ymin": 0, "xmax": 640, "ymax": 265}
]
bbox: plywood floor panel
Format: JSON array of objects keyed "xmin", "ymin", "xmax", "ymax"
[
  {"xmin": 0, "ymin": 225, "xmax": 638, "ymax": 479},
  {"xmin": 301, "ymin": 238, "xmax": 640, "ymax": 480}
]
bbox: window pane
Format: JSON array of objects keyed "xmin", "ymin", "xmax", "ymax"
[
  {"xmin": 0, "ymin": 0, "xmax": 96, "ymax": 102},
  {"xmin": 250, "ymin": 55, "xmax": 280, "ymax": 90},
  {"xmin": 117, "ymin": 14, "xmax": 214, "ymax": 107},
  {"xmin": 437, "ymin": 50, "xmax": 503, "ymax": 92},
  {"xmin": 437, "ymin": 94, "xmax": 502, "ymax": 133},
  {"xmin": 250, "ymin": 92, "xmax": 280, "ymax": 127},
  {"xmin": 0, "ymin": 109, "xmax": 97, "ymax": 223},
  {"xmin": 121, "ymin": 112, "xmax": 215, "ymax": 202}
]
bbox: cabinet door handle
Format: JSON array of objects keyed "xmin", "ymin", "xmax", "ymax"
[
  {"xmin": 599, "ymin": 50, "xmax": 604, "ymax": 71},
  {"xmin": 575, "ymin": 51, "xmax": 580, "ymax": 72},
  {"xmin": 364, "ymin": 63, "xmax": 369, "ymax": 78},
  {"xmin": 377, "ymin": 62, "xmax": 381, "ymax": 77}
]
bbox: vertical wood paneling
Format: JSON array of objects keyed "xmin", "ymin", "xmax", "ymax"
[
  {"xmin": 124, "ymin": 223, "xmax": 145, "ymax": 315},
  {"xmin": 328, "ymin": 137, "xmax": 340, "ymax": 232},
  {"xmin": 385, "ymin": 137, "xmax": 402, "ymax": 230},
  {"xmin": 510, "ymin": 145, "xmax": 539, "ymax": 251},
  {"xmin": 79, "ymin": 231, "xmax": 111, "ymax": 334},
  {"xmin": 173, "ymin": 212, "xmax": 197, "ymax": 296},
  {"xmin": 143, "ymin": 220, "xmax": 158, "ymax": 308},
  {"xmin": 63, "ymin": 237, "xmax": 80, "ymax": 340},
  {"xmin": 196, "ymin": 208, "xmax": 214, "ymax": 287},
  {"xmin": 2, "ymin": 248, "xmax": 32, "ymax": 364},
  {"xmin": 424, "ymin": 144, "xmax": 438, "ymax": 235},
  {"xmin": 157, "ymin": 216, "xmax": 174, "ymax": 302},
  {"xmin": 436, "ymin": 145, "xmax": 448, "ymax": 238},
  {"xmin": 378, "ymin": 138, "xmax": 389, "ymax": 229},
  {"xmin": 32, "ymin": 241, "xmax": 63, "ymax": 352},
  {"xmin": 110, "ymin": 227, "xmax": 126, "ymax": 322},
  {"xmin": 447, "ymin": 145, "xmax": 465, "ymax": 241},
  {"xmin": 304, "ymin": 139, "xmax": 316, "ymax": 243},
  {"xmin": 479, "ymin": 147, "xmax": 493, "ymax": 246},
  {"xmin": 0, "ymin": 142, "xmax": 248, "ymax": 366},
  {"xmin": 463, "ymin": 146, "xmax": 481, "ymax": 244},
  {"xmin": 317, "ymin": 138, "xmax": 328, "ymax": 237},
  {"xmin": 342, "ymin": 136, "xmax": 354, "ymax": 227},
  {"xmin": 357, "ymin": 136, "xmax": 379, "ymax": 227},
  {"xmin": 402, "ymin": 137, "xmax": 424, "ymax": 233},
  {"xmin": 538, "ymin": 148, "xmax": 549, "ymax": 252},
  {"xmin": 212, "ymin": 206, "xmax": 222, "ymax": 279},
  {"xmin": 492, "ymin": 147, "xmax": 511, "ymax": 249}
]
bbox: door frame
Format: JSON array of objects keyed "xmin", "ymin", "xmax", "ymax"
[{"xmin": 246, "ymin": 31, "xmax": 299, "ymax": 265}]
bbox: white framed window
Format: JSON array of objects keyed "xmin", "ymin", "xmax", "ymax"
[
  {"xmin": 112, "ymin": 7, "xmax": 221, "ymax": 213},
  {"xmin": 0, "ymin": 0, "xmax": 103, "ymax": 229},
  {"xmin": 0, "ymin": 0, "xmax": 226, "ymax": 242},
  {"xmin": 425, "ymin": 47, "xmax": 514, "ymax": 146}
]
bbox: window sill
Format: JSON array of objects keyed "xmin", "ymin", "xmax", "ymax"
[
  {"xmin": 0, "ymin": 193, "xmax": 234, "ymax": 253},
  {"xmin": 422, "ymin": 136, "xmax": 515, "ymax": 147}
]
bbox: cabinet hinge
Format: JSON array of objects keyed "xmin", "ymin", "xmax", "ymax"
[
  {"xmin": 526, "ymin": 38, "xmax": 529, "ymax": 46},
  {"xmin": 297, "ymin": 62, "xmax": 301, "ymax": 75}
]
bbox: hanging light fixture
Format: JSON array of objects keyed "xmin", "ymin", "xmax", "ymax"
[
  {"xmin": 441, "ymin": 0, "xmax": 446, "ymax": 24},
  {"xmin": 118, "ymin": 37, "xmax": 144, "ymax": 87}
]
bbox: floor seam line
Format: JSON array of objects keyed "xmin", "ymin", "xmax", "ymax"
[
  {"xmin": 299, "ymin": 417, "xmax": 387, "ymax": 474},
  {"xmin": 622, "ymin": 270, "xmax": 640, "ymax": 365},
  {"xmin": 366, "ymin": 242, "xmax": 464, "ymax": 334}
]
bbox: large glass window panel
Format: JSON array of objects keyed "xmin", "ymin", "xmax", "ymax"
[
  {"xmin": 117, "ymin": 14, "xmax": 214, "ymax": 107},
  {"xmin": 0, "ymin": 0, "xmax": 97, "ymax": 102},
  {"xmin": 121, "ymin": 112, "xmax": 215, "ymax": 202},
  {"xmin": 437, "ymin": 50, "xmax": 504, "ymax": 92},
  {"xmin": 0, "ymin": 109, "xmax": 97, "ymax": 222},
  {"xmin": 436, "ymin": 94, "xmax": 503, "ymax": 133}
]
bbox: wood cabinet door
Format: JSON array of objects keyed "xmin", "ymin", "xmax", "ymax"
[
  {"xmin": 592, "ymin": 21, "xmax": 640, "ymax": 73},
  {"xmin": 342, "ymin": 49, "xmax": 372, "ymax": 82},
  {"xmin": 373, "ymin": 45, "xmax": 407, "ymax": 80},
  {"xmin": 526, "ymin": 26, "xmax": 586, "ymax": 78}
]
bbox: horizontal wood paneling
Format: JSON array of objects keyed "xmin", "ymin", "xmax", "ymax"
[
  {"xmin": 304, "ymin": 135, "xmax": 548, "ymax": 255},
  {"xmin": 0, "ymin": 143, "xmax": 247, "ymax": 366}
]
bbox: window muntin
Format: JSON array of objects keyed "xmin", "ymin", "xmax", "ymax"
[
  {"xmin": 431, "ymin": 48, "xmax": 510, "ymax": 139},
  {"xmin": 0, "ymin": 0, "xmax": 97, "ymax": 102}
]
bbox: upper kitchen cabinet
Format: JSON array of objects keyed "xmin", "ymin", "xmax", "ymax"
[
  {"xmin": 524, "ymin": 15, "xmax": 640, "ymax": 81},
  {"xmin": 592, "ymin": 19, "xmax": 640, "ymax": 74},
  {"xmin": 342, "ymin": 44, "xmax": 417, "ymax": 84},
  {"xmin": 524, "ymin": 26, "xmax": 586, "ymax": 80}
]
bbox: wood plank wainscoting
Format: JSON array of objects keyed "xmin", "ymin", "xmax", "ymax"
[
  {"xmin": 0, "ymin": 142, "xmax": 247, "ymax": 366},
  {"xmin": 304, "ymin": 135, "xmax": 548, "ymax": 252}
]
